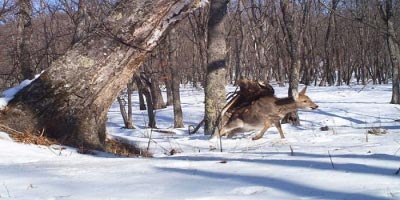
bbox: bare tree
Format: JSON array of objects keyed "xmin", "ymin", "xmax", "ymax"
[{"xmin": 0, "ymin": 0, "xmax": 15, "ymax": 22}]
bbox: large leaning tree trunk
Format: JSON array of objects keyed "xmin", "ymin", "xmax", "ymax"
[
  {"xmin": 204, "ymin": 0, "xmax": 229, "ymax": 135},
  {"xmin": 0, "ymin": 0, "xmax": 206, "ymax": 150}
]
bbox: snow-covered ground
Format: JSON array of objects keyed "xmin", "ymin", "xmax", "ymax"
[{"xmin": 1, "ymin": 84, "xmax": 400, "ymax": 200}]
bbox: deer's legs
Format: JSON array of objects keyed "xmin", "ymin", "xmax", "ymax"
[
  {"xmin": 252, "ymin": 120, "xmax": 271, "ymax": 140},
  {"xmin": 219, "ymin": 119, "xmax": 244, "ymax": 138},
  {"xmin": 274, "ymin": 121, "xmax": 285, "ymax": 139}
]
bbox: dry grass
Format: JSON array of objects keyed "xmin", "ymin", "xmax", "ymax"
[
  {"xmin": 0, "ymin": 124, "xmax": 56, "ymax": 146},
  {"xmin": 105, "ymin": 138, "xmax": 152, "ymax": 157},
  {"xmin": 367, "ymin": 128, "xmax": 388, "ymax": 135},
  {"xmin": 0, "ymin": 123, "xmax": 152, "ymax": 157}
]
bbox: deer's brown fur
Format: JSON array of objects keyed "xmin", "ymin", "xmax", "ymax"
[{"xmin": 217, "ymin": 86, "xmax": 318, "ymax": 140}]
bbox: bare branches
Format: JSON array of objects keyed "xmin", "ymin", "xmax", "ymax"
[
  {"xmin": 317, "ymin": 0, "xmax": 388, "ymax": 36},
  {"xmin": 0, "ymin": 0, "xmax": 16, "ymax": 23}
]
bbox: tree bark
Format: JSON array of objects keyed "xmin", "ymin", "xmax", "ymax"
[
  {"xmin": 16, "ymin": 0, "xmax": 34, "ymax": 80},
  {"xmin": 126, "ymin": 79, "xmax": 134, "ymax": 128},
  {"xmin": 168, "ymin": 32, "xmax": 184, "ymax": 128},
  {"xmin": 165, "ymin": 79, "xmax": 173, "ymax": 106},
  {"xmin": 321, "ymin": 0, "xmax": 339, "ymax": 86},
  {"xmin": 117, "ymin": 95, "xmax": 133, "ymax": 129},
  {"xmin": 136, "ymin": 75, "xmax": 157, "ymax": 128},
  {"xmin": 171, "ymin": 64, "xmax": 184, "ymax": 128},
  {"xmin": 280, "ymin": 0, "xmax": 308, "ymax": 126},
  {"xmin": 117, "ymin": 76, "xmax": 134, "ymax": 129},
  {"xmin": 379, "ymin": 0, "xmax": 400, "ymax": 104},
  {"xmin": 149, "ymin": 75, "xmax": 166, "ymax": 110},
  {"xmin": 71, "ymin": 0, "xmax": 90, "ymax": 44},
  {"xmin": 233, "ymin": 1, "xmax": 243, "ymax": 82},
  {"xmin": 117, "ymin": 81, "xmax": 134, "ymax": 129},
  {"xmin": 204, "ymin": 0, "xmax": 229, "ymax": 135},
  {"xmin": 137, "ymin": 87, "xmax": 147, "ymax": 111},
  {"xmin": 0, "ymin": 0, "xmax": 204, "ymax": 150}
]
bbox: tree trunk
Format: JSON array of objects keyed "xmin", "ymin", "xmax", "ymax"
[
  {"xmin": 0, "ymin": 0, "xmax": 203, "ymax": 150},
  {"xmin": 379, "ymin": 0, "xmax": 400, "ymax": 104},
  {"xmin": 280, "ymin": 0, "xmax": 308, "ymax": 126},
  {"xmin": 126, "ymin": 79, "xmax": 134, "ymax": 128},
  {"xmin": 16, "ymin": 0, "xmax": 34, "ymax": 80},
  {"xmin": 117, "ymin": 95, "xmax": 133, "ymax": 129},
  {"xmin": 149, "ymin": 75, "xmax": 166, "ymax": 110},
  {"xmin": 233, "ymin": 2, "xmax": 243, "ymax": 82},
  {"xmin": 117, "ymin": 79, "xmax": 134, "ymax": 129},
  {"xmin": 136, "ymin": 75, "xmax": 157, "ymax": 128},
  {"xmin": 204, "ymin": 0, "xmax": 229, "ymax": 135},
  {"xmin": 165, "ymin": 79, "xmax": 173, "ymax": 106},
  {"xmin": 71, "ymin": 0, "xmax": 90, "ymax": 45},
  {"xmin": 168, "ymin": 31, "xmax": 184, "ymax": 128},
  {"xmin": 171, "ymin": 65, "xmax": 184, "ymax": 128},
  {"xmin": 322, "ymin": 0, "xmax": 338, "ymax": 86},
  {"xmin": 387, "ymin": 20, "xmax": 400, "ymax": 104},
  {"xmin": 137, "ymin": 88, "xmax": 147, "ymax": 111}
]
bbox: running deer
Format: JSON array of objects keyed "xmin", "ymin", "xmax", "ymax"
[{"xmin": 217, "ymin": 86, "xmax": 318, "ymax": 140}]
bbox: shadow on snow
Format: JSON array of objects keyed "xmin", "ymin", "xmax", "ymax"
[{"xmin": 158, "ymin": 167, "xmax": 393, "ymax": 200}]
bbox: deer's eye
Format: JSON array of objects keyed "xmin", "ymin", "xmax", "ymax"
[{"xmin": 303, "ymin": 100, "xmax": 307, "ymax": 102}]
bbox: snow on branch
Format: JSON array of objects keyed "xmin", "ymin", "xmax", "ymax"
[{"xmin": 145, "ymin": 0, "xmax": 209, "ymax": 49}]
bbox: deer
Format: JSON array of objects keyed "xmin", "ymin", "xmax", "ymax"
[{"xmin": 216, "ymin": 85, "xmax": 318, "ymax": 140}]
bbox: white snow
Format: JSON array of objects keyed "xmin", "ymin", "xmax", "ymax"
[
  {"xmin": 1, "ymin": 84, "xmax": 400, "ymax": 200},
  {"xmin": 0, "ymin": 73, "xmax": 41, "ymax": 110}
]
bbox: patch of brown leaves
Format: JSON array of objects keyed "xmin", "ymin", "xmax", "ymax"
[
  {"xmin": 105, "ymin": 138, "xmax": 152, "ymax": 158},
  {"xmin": 0, "ymin": 124, "xmax": 56, "ymax": 146},
  {"xmin": 367, "ymin": 128, "xmax": 388, "ymax": 135}
]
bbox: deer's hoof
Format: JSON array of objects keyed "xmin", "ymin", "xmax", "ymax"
[{"xmin": 252, "ymin": 136, "xmax": 262, "ymax": 140}]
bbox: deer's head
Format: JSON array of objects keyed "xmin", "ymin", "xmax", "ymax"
[{"xmin": 296, "ymin": 87, "xmax": 319, "ymax": 110}]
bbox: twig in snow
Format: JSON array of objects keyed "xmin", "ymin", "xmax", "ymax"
[
  {"xmin": 395, "ymin": 168, "xmax": 400, "ymax": 175},
  {"xmin": 356, "ymin": 80, "xmax": 372, "ymax": 93},
  {"xmin": 219, "ymin": 132, "xmax": 223, "ymax": 152},
  {"xmin": 3, "ymin": 182, "xmax": 11, "ymax": 198},
  {"xmin": 137, "ymin": 129, "xmax": 169, "ymax": 153},
  {"xmin": 188, "ymin": 119, "xmax": 205, "ymax": 135},
  {"xmin": 290, "ymin": 145, "xmax": 294, "ymax": 156},
  {"xmin": 47, "ymin": 145, "xmax": 66, "ymax": 156},
  {"xmin": 152, "ymin": 129, "xmax": 176, "ymax": 134},
  {"xmin": 394, "ymin": 146, "xmax": 400, "ymax": 156},
  {"xmin": 146, "ymin": 129, "xmax": 153, "ymax": 152},
  {"xmin": 328, "ymin": 150, "xmax": 335, "ymax": 169}
]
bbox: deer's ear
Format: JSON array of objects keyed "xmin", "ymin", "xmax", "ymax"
[{"xmin": 299, "ymin": 86, "xmax": 307, "ymax": 95}]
